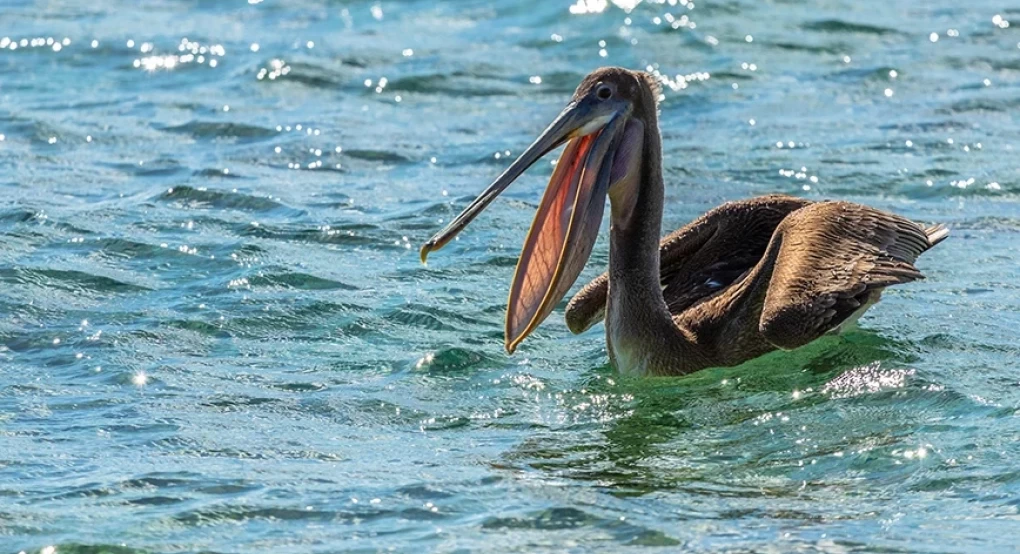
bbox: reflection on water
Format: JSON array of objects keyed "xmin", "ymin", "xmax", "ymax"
[{"xmin": 2, "ymin": 0, "xmax": 1020, "ymax": 552}]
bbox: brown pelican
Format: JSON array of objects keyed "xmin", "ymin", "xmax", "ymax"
[{"xmin": 421, "ymin": 67, "xmax": 947, "ymax": 376}]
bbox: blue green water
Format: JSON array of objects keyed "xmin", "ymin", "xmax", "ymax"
[{"xmin": 2, "ymin": 0, "xmax": 1020, "ymax": 551}]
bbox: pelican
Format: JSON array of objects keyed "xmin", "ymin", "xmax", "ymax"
[{"xmin": 421, "ymin": 67, "xmax": 947, "ymax": 376}]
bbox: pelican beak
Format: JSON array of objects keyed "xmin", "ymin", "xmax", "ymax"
[{"xmin": 421, "ymin": 99, "xmax": 644, "ymax": 353}]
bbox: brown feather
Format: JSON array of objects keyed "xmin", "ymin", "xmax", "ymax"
[{"xmin": 565, "ymin": 195, "xmax": 946, "ymax": 372}]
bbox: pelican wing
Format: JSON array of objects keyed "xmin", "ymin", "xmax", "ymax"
[
  {"xmin": 564, "ymin": 195, "xmax": 811, "ymax": 334},
  {"xmin": 757, "ymin": 201, "xmax": 948, "ymax": 350}
]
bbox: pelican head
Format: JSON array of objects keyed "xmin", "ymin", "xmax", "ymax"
[{"xmin": 421, "ymin": 67, "xmax": 662, "ymax": 352}]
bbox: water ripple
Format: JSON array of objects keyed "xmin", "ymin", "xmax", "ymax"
[{"xmin": 2, "ymin": 0, "xmax": 1018, "ymax": 552}]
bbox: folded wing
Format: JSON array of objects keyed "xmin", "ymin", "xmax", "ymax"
[
  {"xmin": 565, "ymin": 195, "xmax": 812, "ymax": 333},
  {"xmin": 758, "ymin": 201, "xmax": 948, "ymax": 350}
]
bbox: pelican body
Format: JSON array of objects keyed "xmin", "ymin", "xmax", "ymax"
[{"xmin": 421, "ymin": 67, "xmax": 946, "ymax": 376}]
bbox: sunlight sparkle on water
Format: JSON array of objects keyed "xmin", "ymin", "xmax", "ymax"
[
  {"xmin": 822, "ymin": 363, "xmax": 914, "ymax": 399},
  {"xmin": 900, "ymin": 446, "xmax": 929, "ymax": 460},
  {"xmin": 257, "ymin": 59, "xmax": 291, "ymax": 80},
  {"xmin": 570, "ymin": 0, "xmax": 607, "ymax": 15},
  {"xmin": 133, "ymin": 38, "xmax": 226, "ymax": 72},
  {"xmin": 415, "ymin": 352, "xmax": 435, "ymax": 370}
]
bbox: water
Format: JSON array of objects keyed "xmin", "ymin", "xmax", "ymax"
[{"xmin": 1, "ymin": 0, "xmax": 1019, "ymax": 551}]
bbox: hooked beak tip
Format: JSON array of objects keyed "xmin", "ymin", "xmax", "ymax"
[{"xmin": 420, "ymin": 236, "xmax": 442, "ymax": 264}]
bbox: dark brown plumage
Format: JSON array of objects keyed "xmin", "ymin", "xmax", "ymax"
[{"xmin": 565, "ymin": 194, "xmax": 948, "ymax": 375}]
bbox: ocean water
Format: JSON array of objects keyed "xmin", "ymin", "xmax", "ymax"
[{"xmin": 2, "ymin": 0, "xmax": 1019, "ymax": 551}]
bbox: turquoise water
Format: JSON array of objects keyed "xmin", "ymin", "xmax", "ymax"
[{"xmin": 2, "ymin": 0, "xmax": 1020, "ymax": 551}]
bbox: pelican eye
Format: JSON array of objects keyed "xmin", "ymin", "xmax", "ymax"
[{"xmin": 596, "ymin": 84, "xmax": 613, "ymax": 100}]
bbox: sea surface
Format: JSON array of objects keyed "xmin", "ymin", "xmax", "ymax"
[{"xmin": 1, "ymin": 0, "xmax": 1019, "ymax": 552}]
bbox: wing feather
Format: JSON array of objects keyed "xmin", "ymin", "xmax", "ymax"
[
  {"xmin": 758, "ymin": 202, "xmax": 946, "ymax": 349},
  {"xmin": 564, "ymin": 194, "xmax": 811, "ymax": 333}
]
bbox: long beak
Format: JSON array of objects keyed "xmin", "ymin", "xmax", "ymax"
[
  {"xmin": 420, "ymin": 103, "xmax": 612, "ymax": 261},
  {"xmin": 421, "ymin": 101, "xmax": 630, "ymax": 353}
]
